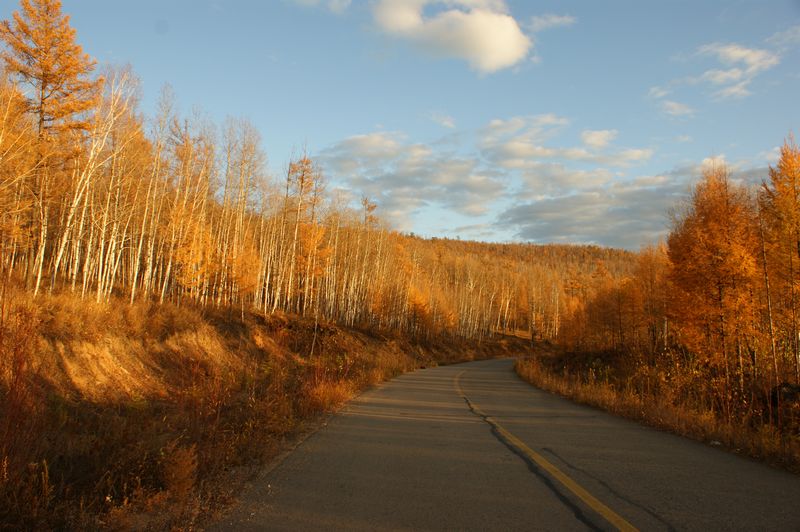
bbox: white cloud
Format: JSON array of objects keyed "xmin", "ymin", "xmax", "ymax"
[
  {"xmin": 699, "ymin": 43, "xmax": 779, "ymax": 73},
  {"xmin": 649, "ymin": 39, "xmax": 781, "ymax": 109},
  {"xmin": 619, "ymin": 148, "xmax": 653, "ymax": 162},
  {"xmin": 314, "ymin": 119, "xmax": 775, "ymax": 249},
  {"xmin": 496, "ymin": 183, "xmax": 681, "ymax": 249},
  {"xmin": 481, "ymin": 115, "xmax": 652, "ymax": 168},
  {"xmin": 517, "ymin": 163, "xmax": 614, "ymax": 196},
  {"xmin": 661, "ymin": 100, "xmax": 695, "ymax": 117},
  {"xmin": 329, "ymin": 131, "xmax": 405, "ymax": 161},
  {"xmin": 481, "ymin": 114, "xmax": 569, "ymax": 150},
  {"xmin": 700, "ymin": 154, "xmax": 727, "ymax": 172},
  {"xmin": 372, "ymin": 0, "xmax": 531, "ymax": 73},
  {"xmin": 581, "ymin": 129, "xmax": 618, "ymax": 150},
  {"xmin": 494, "ymin": 158, "xmax": 767, "ymax": 249},
  {"xmin": 695, "ymin": 42, "xmax": 779, "ymax": 99},
  {"xmin": 315, "ymin": 115, "xmax": 677, "ymax": 248},
  {"xmin": 699, "ymin": 68, "xmax": 744, "ymax": 86},
  {"xmin": 529, "ymin": 14, "xmax": 576, "ymax": 33},
  {"xmin": 319, "ymin": 129, "xmax": 507, "ymax": 228}
]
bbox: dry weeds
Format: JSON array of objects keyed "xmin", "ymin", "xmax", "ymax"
[
  {"xmin": 516, "ymin": 351, "xmax": 800, "ymax": 475},
  {"xmin": 0, "ymin": 285, "xmax": 527, "ymax": 529}
]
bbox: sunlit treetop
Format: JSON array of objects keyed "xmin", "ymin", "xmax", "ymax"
[{"xmin": 0, "ymin": 0, "xmax": 101, "ymax": 136}]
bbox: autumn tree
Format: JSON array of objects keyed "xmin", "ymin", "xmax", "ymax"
[
  {"xmin": 0, "ymin": 0, "xmax": 100, "ymax": 137},
  {"xmin": 632, "ymin": 244, "xmax": 669, "ymax": 358},
  {"xmin": 760, "ymin": 138, "xmax": 800, "ymax": 381},
  {"xmin": 0, "ymin": 74, "xmax": 35, "ymax": 276},
  {"xmin": 667, "ymin": 164, "xmax": 758, "ymax": 416},
  {"xmin": 1, "ymin": 0, "xmax": 102, "ymax": 295}
]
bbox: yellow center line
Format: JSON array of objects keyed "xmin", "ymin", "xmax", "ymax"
[{"xmin": 454, "ymin": 369, "xmax": 638, "ymax": 532}]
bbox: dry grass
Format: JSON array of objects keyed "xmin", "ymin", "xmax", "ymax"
[
  {"xmin": 516, "ymin": 351, "xmax": 800, "ymax": 474},
  {"xmin": 0, "ymin": 285, "xmax": 527, "ymax": 530}
]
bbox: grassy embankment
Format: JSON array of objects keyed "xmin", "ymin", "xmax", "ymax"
[
  {"xmin": 516, "ymin": 346, "xmax": 800, "ymax": 473},
  {"xmin": 0, "ymin": 286, "xmax": 528, "ymax": 530}
]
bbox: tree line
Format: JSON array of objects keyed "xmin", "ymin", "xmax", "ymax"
[{"xmin": 557, "ymin": 146, "xmax": 800, "ymax": 424}]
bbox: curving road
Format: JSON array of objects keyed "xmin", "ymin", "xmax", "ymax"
[{"xmin": 212, "ymin": 358, "xmax": 800, "ymax": 531}]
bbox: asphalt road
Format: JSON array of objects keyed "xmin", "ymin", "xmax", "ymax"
[{"xmin": 212, "ymin": 358, "xmax": 800, "ymax": 531}]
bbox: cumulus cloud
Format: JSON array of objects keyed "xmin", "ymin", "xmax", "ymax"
[
  {"xmin": 319, "ymin": 130, "xmax": 506, "ymax": 229},
  {"xmin": 309, "ymin": 116, "xmax": 775, "ymax": 249},
  {"xmin": 516, "ymin": 163, "xmax": 614, "ymax": 196},
  {"xmin": 529, "ymin": 13, "xmax": 576, "ymax": 33},
  {"xmin": 496, "ymin": 185, "xmax": 679, "ymax": 248},
  {"xmin": 470, "ymin": 114, "xmax": 669, "ymax": 247},
  {"xmin": 372, "ymin": 0, "xmax": 531, "ymax": 73},
  {"xmin": 494, "ymin": 156, "xmax": 769, "ymax": 249}
]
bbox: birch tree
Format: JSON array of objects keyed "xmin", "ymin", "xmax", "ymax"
[{"xmin": 0, "ymin": 0, "xmax": 102, "ymax": 294}]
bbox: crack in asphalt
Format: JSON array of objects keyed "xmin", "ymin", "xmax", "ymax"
[
  {"xmin": 541, "ymin": 447, "xmax": 675, "ymax": 532},
  {"xmin": 457, "ymin": 381, "xmax": 603, "ymax": 531}
]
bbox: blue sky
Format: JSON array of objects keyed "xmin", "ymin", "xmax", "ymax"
[{"xmin": 3, "ymin": 0, "xmax": 798, "ymax": 249}]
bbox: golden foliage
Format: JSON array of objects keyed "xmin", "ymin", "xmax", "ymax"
[
  {"xmin": 667, "ymin": 165, "xmax": 758, "ymax": 369},
  {"xmin": 0, "ymin": 0, "xmax": 101, "ymax": 135},
  {"xmin": 175, "ymin": 218, "xmax": 216, "ymax": 292}
]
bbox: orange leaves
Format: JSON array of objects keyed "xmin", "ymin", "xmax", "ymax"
[
  {"xmin": 667, "ymin": 164, "xmax": 758, "ymax": 361},
  {"xmin": 175, "ymin": 219, "xmax": 216, "ymax": 292},
  {"xmin": 767, "ymin": 139, "xmax": 800, "ymax": 212},
  {"xmin": 762, "ymin": 139, "xmax": 800, "ymax": 259},
  {"xmin": 297, "ymin": 222, "xmax": 330, "ymax": 276},
  {"xmin": 760, "ymin": 137, "xmax": 800, "ymax": 381},
  {"xmin": 0, "ymin": 0, "xmax": 101, "ymax": 135},
  {"xmin": 406, "ymin": 283, "xmax": 431, "ymax": 330},
  {"xmin": 0, "ymin": 75, "xmax": 35, "ymax": 253},
  {"xmin": 231, "ymin": 241, "xmax": 260, "ymax": 297}
]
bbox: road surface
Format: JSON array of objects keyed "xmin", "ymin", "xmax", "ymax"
[{"xmin": 212, "ymin": 358, "xmax": 800, "ymax": 531}]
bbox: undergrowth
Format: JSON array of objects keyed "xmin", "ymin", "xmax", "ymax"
[
  {"xmin": 0, "ymin": 286, "xmax": 524, "ymax": 530},
  {"xmin": 516, "ymin": 347, "xmax": 800, "ymax": 475}
]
